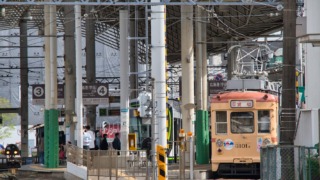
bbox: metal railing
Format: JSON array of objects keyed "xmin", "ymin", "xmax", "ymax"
[
  {"xmin": 66, "ymin": 144, "xmax": 150, "ymax": 179},
  {"xmin": 261, "ymin": 145, "xmax": 320, "ymax": 180},
  {"xmin": 166, "ymin": 138, "xmax": 195, "ymax": 180}
]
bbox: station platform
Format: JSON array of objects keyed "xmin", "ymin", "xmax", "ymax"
[
  {"xmin": 0, "ymin": 164, "xmax": 65, "ymax": 180},
  {"xmin": 0, "ymin": 163, "xmax": 213, "ymax": 179}
]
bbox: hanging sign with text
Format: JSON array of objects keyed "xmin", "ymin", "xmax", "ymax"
[{"xmin": 32, "ymin": 83, "xmax": 109, "ymax": 105}]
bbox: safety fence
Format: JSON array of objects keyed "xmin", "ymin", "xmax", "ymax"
[
  {"xmin": 260, "ymin": 145, "xmax": 320, "ymax": 180},
  {"xmin": 166, "ymin": 139, "xmax": 195, "ymax": 179},
  {"xmin": 65, "ymin": 138, "xmax": 196, "ymax": 180},
  {"xmin": 66, "ymin": 144, "xmax": 150, "ymax": 179}
]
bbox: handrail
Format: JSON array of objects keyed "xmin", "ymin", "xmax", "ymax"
[
  {"xmin": 294, "ymin": 109, "xmax": 302, "ymax": 140},
  {"xmin": 65, "ymin": 144, "xmax": 150, "ymax": 179}
]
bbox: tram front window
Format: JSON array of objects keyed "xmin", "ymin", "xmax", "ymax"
[
  {"xmin": 231, "ymin": 112, "xmax": 254, "ymax": 134},
  {"xmin": 216, "ymin": 111, "xmax": 227, "ymax": 134}
]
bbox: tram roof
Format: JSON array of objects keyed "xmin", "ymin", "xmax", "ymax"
[{"xmin": 211, "ymin": 91, "xmax": 278, "ymax": 103}]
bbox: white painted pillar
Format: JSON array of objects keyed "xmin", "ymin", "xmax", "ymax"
[
  {"xmin": 151, "ymin": 1, "xmax": 167, "ymax": 147},
  {"xmin": 75, "ymin": 5, "xmax": 83, "ymax": 148},
  {"xmin": 303, "ymin": 2, "xmax": 320, "ymax": 174},
  {"xmin": 195, "ymin": 6, "xmax": 203, "ymax": 111},
  {"xmin": 120, "ymin": 10, "xmax": 129, "ymax": 152},
  {"xmin": 304, "ymin": 0, "xmax": 320, "ymax": 109},
  {"xmin": 44, "ymin": 5, "xmax": 57, "ymax": 110},
  {"xmin": 202, "ymin": 10, "xmax": 208, "ymax": 110},
  {"xmin": 44, "ymin": 4, "xmax": 50, "ymax": 109},
  {"xmin": 64, "ymin": 2, "xmax": 76, "ymax": 145},
  {"xmin": 181, "ymin": 4, "xmax": 194, "ymax": 133}
]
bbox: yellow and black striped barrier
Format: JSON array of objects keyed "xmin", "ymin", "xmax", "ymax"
[{"xmin": 157, "ymin": 144, "xmax": 167, "ymax": 180}]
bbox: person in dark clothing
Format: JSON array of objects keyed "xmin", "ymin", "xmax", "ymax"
[
  {"xmin": 112, "ymin": 133, "xmax": 121, "ymax": 155},
  {"xmin": 100, "ymin": 134, "xmax": 109, "ymax": 150}
]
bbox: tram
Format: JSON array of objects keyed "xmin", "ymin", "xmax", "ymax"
[
  {"xmin": 210, "ymin": 44, "xmax": 280, "ymax": 178},
  {"xmin": 211, "ymin": 89, "xmax": 278, "ymax": 177},
  {"xmin": 5, "ymin": 144, "xmax": 21, "ymax": 168}
]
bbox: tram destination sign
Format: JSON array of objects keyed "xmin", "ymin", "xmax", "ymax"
[
  {"xmin": 32, "ymin": 83, "xmax": 109, "ymax": 105},
  {"xmin": 230, "ymin": 100, "xmax": 253, "ymax": 108}
]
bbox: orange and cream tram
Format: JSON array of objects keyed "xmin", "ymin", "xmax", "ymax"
[{"xmin": 211, "ymin": 90, "xmax": 278, "ymax": 178}]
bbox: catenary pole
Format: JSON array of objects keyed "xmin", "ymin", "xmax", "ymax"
[
  {"xmin": 75, "ymin": 4, "xmax": 83, "ymax": 148},
  {"xmin": 120, "ymin": 10, "xmax": 130, "ymax": 153}
]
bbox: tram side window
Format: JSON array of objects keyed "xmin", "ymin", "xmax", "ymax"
[
  {"xmin": 231, "ymin": 112, "xmax": 254, "ymax": 134},
  {"xmin": 216, "ymin": 111, "xmax": 227, "ymax": 134},
  {"xmin": 258, "ymin": 110, "xmax": 270, "ymax": 133}
]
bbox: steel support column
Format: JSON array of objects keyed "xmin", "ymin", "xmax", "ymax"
[
  {"xmin": 85, "ymin": 5, "xmax": 97, "ymax": 130},
  {"xmin": 129, "ymin": 7, "xmax": 138, "ymax": 99},
  {"xmin": 195, "ymin": 6, "xmax": 203, "ymax": 111},
  {"xmin": 280, "ymin": 0, "xmax": 296, "ymax": 178},
  {"xmin": 75, "ymin": 4, "xmax": 83, "ymax": 148},
  {"xmin": 151, "ymin": 0, "xmax": 167, "ymax": 147},
  {"xmin": 64, "ymin": 2, "xmax": 76, "ymax": 145},
  {"xmin": 19, "ymin": 12, "xmax": 29, "ymax": 158},
  {"xmin": 201, "ymin": 9, "xmax": 207, "ymax": 111},
  {"xmin": 181, "ymin": 4, "xmax": 194, "ymax": 134},
  {"xmin": 44, "ymin": 2, "xmax": 59, "ymax": 168},
  {"xmin": 280, "ymin": 0, "xmax": 296, "ymax": 145},
  {"xmin": 120, "ymin": 10, "xmax": 129, "ymax": 152}
]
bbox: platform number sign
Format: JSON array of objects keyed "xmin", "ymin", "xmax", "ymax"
[
  {"xmin": 97, "ymin": 85, "xmax": 107, "ymax": 97},
  {"xmin": 32, "ymin": 83, "xmax": 109, "ymax": 105},
  {"xmin": 33, "ymin": 86, "xmax": 44, "ymax": 98}
]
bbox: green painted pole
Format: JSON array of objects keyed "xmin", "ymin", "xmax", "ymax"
[
  {"xmin": 44, "ymin": 110, "xmax": 49, "ymax": 167},
  {"xmin": 195, "ymin": 110, "xmax": 209, "ymax": 164},
  {"xmin": 44, "ymin": 109, "xmax": 59, "ymax": 168}
]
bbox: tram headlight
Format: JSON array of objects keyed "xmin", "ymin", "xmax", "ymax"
[
  {"xmin": 14, "ymin": 150, "xmax": 18, "ymax": 155},
  {"xmin": 263, "ymin": 138, "xmax": 271, "ymax": 146},
  {"xmin": 216, "ymin": 139, "xmax": 223, "ymax": 147},
  {"xmin": 6, "ymin": 151, "xmax": 10, "ymax": 155}
]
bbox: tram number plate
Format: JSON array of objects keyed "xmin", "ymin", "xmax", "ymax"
[{"xmin": 235, "ymin": 143, "xmax": 250, "ymax": 148}]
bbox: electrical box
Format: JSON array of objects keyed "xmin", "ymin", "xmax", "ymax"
[{"xmin": 128, "ymin": 133, "xmax": 137, "ymax": 150}]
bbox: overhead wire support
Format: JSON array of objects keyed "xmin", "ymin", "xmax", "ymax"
[{"xmin": 0, "ymin": 0, "xmax": 282, "ymax": 6}]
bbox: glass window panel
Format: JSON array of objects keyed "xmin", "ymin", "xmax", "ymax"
[
  {"xmin": 231, "ymin": 112, "xmax": 254, "ymax": 134},
  {"xmin": 215, "ymin": 111, "xmax": 227, "ymax": 134},
  {"xmin": 258, "ymin": 110, "xmax": 270, "ymax": 133}
]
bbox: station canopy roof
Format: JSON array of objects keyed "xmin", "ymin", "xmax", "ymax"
[{"xmin": 0, "ymin": 0, "xmax": 283, "ymax": 64}]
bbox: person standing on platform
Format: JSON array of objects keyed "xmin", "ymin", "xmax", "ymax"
[
  {"xmin": 100, "ymin": 134, "xmax": 109, "ymax": 150},
  {"xmin": 38, "ymin": 135, "xmax": 44, "ymax": 164},
  {"xmin": 112, "ymin": 133, "xmax": 121, "ymax": 155},
  {"xmin": 83, "ymin": 128, "xmax": 91, "ymax": 150},
  {"xmin": 95, "ymin": 132, "xmax": 101, "ymax": 150},
  {"xmin": 85, "ymin": 125, "xmax": 96, "ymax": 150},
  {"xmin": 59, "ymin": 144, "xmax": 66, "ymax": 165}
]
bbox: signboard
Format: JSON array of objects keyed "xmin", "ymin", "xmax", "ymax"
[
  {"xmin": 230, "ymin": 100, "xmax": 253, "ymax": 108},
  {"xmin": 100, "ymin": 123, "xmax": 121, "ymax": 141},
  {"xmin": 32, "ymin": 83, "xmax": 108, "ymax": 105},
  {"xmin": 82, "ymin": 83, "xmax": 109, "ymax": 105},
  {"xmin": 32, "ymin": 84, "xmax": 64, "ymax": 105},
  {"xmin": 208, "ymin": 80, "xmax": 226, "ymax": 95}
]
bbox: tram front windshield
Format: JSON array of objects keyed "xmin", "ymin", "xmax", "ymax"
[{"xmin": 231, "ymin": 112, "xmax": 254, "ymax": 133}]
